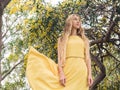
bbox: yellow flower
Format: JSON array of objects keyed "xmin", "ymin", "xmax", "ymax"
[
  {"xmin": 22, "ymin": 6, "xmax": 29, "ymax": 11},
  {"xmin": 24, "ymin": 19, "xmax": 29, "ymax": 24},
  {"xmin": 46, "ymin": 5, "xmax": 53, "ymax": 12},
  {"xmin": 31, "ymin": 25, "xmax": 35, "ymax": 29},
  {"xmin": 26, "ymin": 1, "xmax": 33, "ymax": 5},
  {"xmin": 9, "ymin": 6, "xmax": 19, "ymax": 14},
  {"xmin": 30, "ymin": 7, "xmax": 36, "ymax": 14}
]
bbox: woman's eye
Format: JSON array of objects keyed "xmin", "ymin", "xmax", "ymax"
[{"xmin": 74, "ymin": 18, "xmax": 77, "ymax": 20}]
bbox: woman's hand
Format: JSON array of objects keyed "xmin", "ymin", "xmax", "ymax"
[
  {"xmin": 88, "ymin": 74, "xmax": 93, "ymax": 87},
  {"xmin": 59, "ymin": 71, "xmax": 66, "ymax": 87}
]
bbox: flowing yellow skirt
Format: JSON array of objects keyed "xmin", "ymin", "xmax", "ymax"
[{"xmin": 26, "ymin": 47, "xmax": 89, "ymax": 90}]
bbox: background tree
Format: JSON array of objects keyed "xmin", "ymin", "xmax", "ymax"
[
  {"xmin": 1, "ymin": 0, "xmax": 120, "ymax": 89},
  {"xmin": 0, "ymin": 0, "xmax": 11, "ymax": 88}
]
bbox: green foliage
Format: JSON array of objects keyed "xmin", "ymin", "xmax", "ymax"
[{"xmin": 1, "ymin": 0, "xmax": 120, "ymax": 89}]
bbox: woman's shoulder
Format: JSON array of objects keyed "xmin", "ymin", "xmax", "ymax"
[{"xmin": 57, "ymin": 35, "xmax": 63, "ymax": 41}]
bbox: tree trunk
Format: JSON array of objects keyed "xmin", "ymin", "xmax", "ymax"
[
  {"xmin": 90, "ymin": 54, "xmax": 106, "ymax": 90},
  {"xmin": 0, "ymin": 2, "xmax": 3, "ymax": 87},
  {"xmin": 0, "ymin": 0, "xmax": 11, "ymax": 87}
]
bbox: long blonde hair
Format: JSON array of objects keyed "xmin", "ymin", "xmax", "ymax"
[{"xmin": 58, "ymin": 14, "xmax": 89, "ymax": 67}]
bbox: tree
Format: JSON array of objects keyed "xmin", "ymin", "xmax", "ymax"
[
  {"xmin": 0, "ymin": 0, "xmax": 11, "ymax": 87},
  {"xmin": 1, "ymin": 0, "xmax": 120, "ymax": 89}
]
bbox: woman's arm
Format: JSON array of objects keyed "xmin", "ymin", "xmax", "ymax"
[
  {"xmin": 57, "ymin": 37, "xmax": 64, "ymax": 74},
  {"xmin": 85, "ymin": 39, "xmax": 92, "ymax": 76},
  {"xmin": 57, "ymin": 37, "xmax": 66, "ymax": 86},
  {"xmin": 85, "ymin": 39, "xmax": 93, "ymax": 87}
]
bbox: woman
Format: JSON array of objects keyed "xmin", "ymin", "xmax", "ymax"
[{"xmin": 26, "ymin": 14, "xmax": 93, "ymax": 90}]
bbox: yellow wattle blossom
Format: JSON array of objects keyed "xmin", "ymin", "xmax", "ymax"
[
  {"xmin": 7, "ymin": 0, "xmax": 18, "ymax": 8},
  {"xmin": 24, "ymin": 19, "xmax": 29, "ymax": 24},
  {"xmin": 46, "ymin": 6, "xmax": 53, "ymax": 12},
  {"xmin": 48, "ymin": 22, "xmax": 52, "ymax": 27},
  {"xmin": 54, "ymin": 43, "xmax": 57, "ymax": 49},
  {"xmin": 26, "ymin": 1, "xmax": 33, "ymax": 5},
  {"xmin": 30, "ymin": 7, "xmax": 36, "ymax": 14},
  {"xmin": 76, "ymin": 0, "xmax": 86, "ymax": 5},
  {"xmin": 31, "ymin": 24, "xmax": 35, "ymax": 29},
  {"xmin": 36, "ymin": 0, "xmax": 39, "ymax": 3},
  {"xmin": 38, "ymin": 20, "xmax": 42, "ymax": 23},
  {"xmin": 46, "ymin": 12, "xmax": 50, "ymax": 17},
  {"xmin": 22, "ymin": 6, "xmax": 29, "ymax": 11},
  {"xmin": 9, "ymin": 6, "xmax": 19, "ymax": 14}
]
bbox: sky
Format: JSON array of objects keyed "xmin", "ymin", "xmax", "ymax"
[{"xmin": 44, "ymin": 0, "xmax": 63, "ymax": 5}]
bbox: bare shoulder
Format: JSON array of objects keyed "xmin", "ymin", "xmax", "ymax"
[
  {"xmin": 84, "ymin": 37, "xmax": 90, "ymax": 45},
  {"xmin": 57, "ymin": 36, "xmax": 62, "ymax": 42}
]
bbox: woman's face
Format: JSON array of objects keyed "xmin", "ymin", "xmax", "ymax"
[{"xmin": 72, "ymin": 15, "xmax": 81, "ymax": 29}]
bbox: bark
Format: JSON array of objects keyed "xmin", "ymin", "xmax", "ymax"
[
  {"xmin": 0, "ymin": 0, "xmax": 11, "ymax": 87},
  {"xmin": 0, "ymin": 2, "xmax": 3, "ymax": 87},
  {"xmin": 89, "ymin": 16, "xmax": 120, "ymax": 90},
  {"xmin": 90, "ymin": 54, "xmax": 106, "ymax": 90}
]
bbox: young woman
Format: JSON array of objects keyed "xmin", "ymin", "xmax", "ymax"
[{"xmin": 26, "ymin": 14, "xmax": 93, "ymax": 90}]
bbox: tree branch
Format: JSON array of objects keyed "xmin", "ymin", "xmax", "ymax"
[
  {"xmin": 108, "ymin": 63, "xmax": 120, "ymax": 76},
  {"xmin": 2, "ymin": 60, "xmax": 23, "ymax": 81},
  {"xmin": 90, "ymin": 54, "xmax": 106, "ymax": 90},
  {"xmin": 0, "ymin": 0, "xmax": 11, "ymax": 8},
  {"xmin": 103, "ymin": 47, "xmax": 120, "ymax": 62},
  {"xmin": 90, "ymin": 16, "xmax": 120, "ymax": 46}
]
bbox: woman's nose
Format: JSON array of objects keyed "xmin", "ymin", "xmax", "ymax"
[
  {"xmin": 77, "ymin": 20, "xmax": 80, "ymax": 23},
  {"xmin": 77, "ymin": 21, "xmax": 80, "ymax": 24}
]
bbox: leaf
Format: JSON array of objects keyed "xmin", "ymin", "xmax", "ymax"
[{"xmin": 7, "ymin": 53, "xmax": 18, "ymax": 62}]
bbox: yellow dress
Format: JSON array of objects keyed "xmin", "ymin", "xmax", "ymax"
[{"xmin": 26, "ymin": 35, "xmax": 89, "ymax": 90}]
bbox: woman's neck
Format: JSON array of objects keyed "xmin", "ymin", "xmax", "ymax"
[{"xmin": 71, "ymin": 28, "xmax": 77, "ymax": 36}]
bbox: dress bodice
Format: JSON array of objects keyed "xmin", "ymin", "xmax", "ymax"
[{"xmin": 66, "ymin": 35, "xmax": 85, "ymax": 58}]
